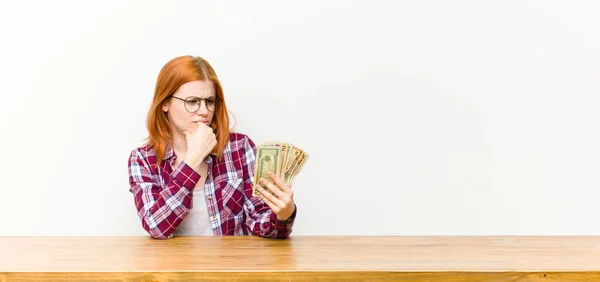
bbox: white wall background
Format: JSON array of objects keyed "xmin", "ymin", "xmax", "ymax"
[{"xmin": 0, "ymin": 0, "xmax": 599, "ymax": 236}]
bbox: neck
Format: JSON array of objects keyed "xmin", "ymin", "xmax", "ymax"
[{"xmin": 171, "ymin": 131, "xmax": 187, "ymax": 157}]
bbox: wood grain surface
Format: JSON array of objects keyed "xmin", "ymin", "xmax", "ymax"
[{"xmin": 2, "ymin": 236, "xmax": 600, "ymax": 281}]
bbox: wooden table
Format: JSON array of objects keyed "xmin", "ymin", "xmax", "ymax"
[{"xmin": 1, "ymin": 236, "xmax": 600, "ymax": 281}]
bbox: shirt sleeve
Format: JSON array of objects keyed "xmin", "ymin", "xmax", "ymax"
[
  {"xmin": 240, "ymin": 136, "xmax": 297, "ymax": 239},
  {"xmin": 128, "ymin": 149, "xmax": 201, "ymax": 239}
]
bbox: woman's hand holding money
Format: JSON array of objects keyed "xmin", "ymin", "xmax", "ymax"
[{"xmin": 256, "ymin": 171, "xmax": 295, "ymax": 221}]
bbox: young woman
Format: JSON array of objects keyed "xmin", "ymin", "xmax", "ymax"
[{"xmin": 127, "ymin": 55, "xmax": 297, "ymax": 239}]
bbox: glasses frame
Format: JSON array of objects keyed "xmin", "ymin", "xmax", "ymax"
[{"xmin": 171, "ymin": 95, "xmax": 221, "ymax": 113}]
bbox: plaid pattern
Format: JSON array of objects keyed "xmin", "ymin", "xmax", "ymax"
[{"xmin": 128, "ymin": 132, "xmax": 296, "ymax": 239}]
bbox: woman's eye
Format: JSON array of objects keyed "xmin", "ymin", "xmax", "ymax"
[{"xmin": 187, "ymin": 98, "xmax": 200, "ymax": 105}]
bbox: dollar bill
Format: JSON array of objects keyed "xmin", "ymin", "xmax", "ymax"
[
  {"xmin": 280, "ymin": 142, "xmax": 292, "ymax": 180},
  {"xmin": 284, "ymin": 146, "xmax": 309, "ymax": 187},
  {"xmin": 252, "ymin": 141, "xmax": 309, "ymax": 196},
  {"xmin": 252, "ymin": 145, "xmax": 282, "ymax": 196}
]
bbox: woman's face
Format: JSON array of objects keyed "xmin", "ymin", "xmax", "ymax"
[{"xmin": 162, "ymin": 80, "xmax": 216, "ymax": 135}]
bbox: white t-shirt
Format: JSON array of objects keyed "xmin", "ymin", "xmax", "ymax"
[{"xmin": 174, "ymin": 185, "xmax": 213, "ymax": 236}]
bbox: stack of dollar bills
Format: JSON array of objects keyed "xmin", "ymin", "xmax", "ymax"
[{"xmin": 253, "ymin": 141, "xmax": 309, "ymax": 196}]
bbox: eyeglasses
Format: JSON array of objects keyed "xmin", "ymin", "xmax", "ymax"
[{"xmin": 171, "ymin": 96, "xmax": 220, "ymax": 113}]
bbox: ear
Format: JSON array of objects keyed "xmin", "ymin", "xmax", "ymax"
[{"xmin": 162, "ymin": 102, "xmax": 169, "ymax": 113}]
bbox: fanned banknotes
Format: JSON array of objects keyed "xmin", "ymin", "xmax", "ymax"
[{"xmin": 252, "ymin": 141, "xmax": 309, "ymax": 196}]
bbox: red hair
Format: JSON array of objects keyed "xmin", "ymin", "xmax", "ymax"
[{"xmin": 145, "ymin": 55, "xmax": 230, "ymax": 168}]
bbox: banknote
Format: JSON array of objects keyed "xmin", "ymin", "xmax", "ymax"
[
  {"xmin": 285, "ymin": 146, "xmax": 309, "ymax": 187},
  {"xmin": 252, "ymin": 145, "xmax": 282, "ymax": 196},
  {"xmin": 252, "ymin": 141, "xmax": 309, "ymax": 196}
]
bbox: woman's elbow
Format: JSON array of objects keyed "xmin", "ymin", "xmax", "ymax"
[
  {"xmin": 148, "ymin": 229, "xmax": 173, "ymax": 240},
  {"xmin": 141, "ymin": 218, "xmax": 174, "ymax": 239}
]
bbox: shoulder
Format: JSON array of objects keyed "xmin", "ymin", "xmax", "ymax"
[
  {"xmin": 228, "ymin": 132, "xmax": 256, "ymax": 152},
  {"xmin": 128, "ymin": 143, "xmax": 156, "ymax": 166},
  {"xmin": 226, "ymin": 132, "xmax": 257, "ymax": 168},
  {"xmin": 129, "ymin": 143, "xmax": 155, "ymax": 157}
]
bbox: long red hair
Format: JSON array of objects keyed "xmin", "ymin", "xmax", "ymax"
[{"xmin": 145, "ymin": 55, "xmax": 230, "ymax": 168}]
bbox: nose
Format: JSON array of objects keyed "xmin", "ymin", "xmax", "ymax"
[{"xmin": 195, "ymin": 100, "xmax": 209, "ymax": 115}]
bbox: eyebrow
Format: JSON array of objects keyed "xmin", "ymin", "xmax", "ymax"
[{"xmin": 189, "ymin": 95, "xmax": 215, "ymax": 99}]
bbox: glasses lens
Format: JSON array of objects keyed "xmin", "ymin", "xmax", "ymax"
[
  {"xmin": 185, "ymin": 97, "xmax": 200, "ymax": 113},
  {"xmin": 182, "ymin": 97, "xmax": 217, "ymax": 113},
  {"xmin": 206, "ymin": 98, "xmax": 216, "ymax": 112}
]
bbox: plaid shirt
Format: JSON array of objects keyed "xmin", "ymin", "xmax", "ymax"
[{"xmin": 127, "ymin": 132, "xmax": 296, "ymax": 239}]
